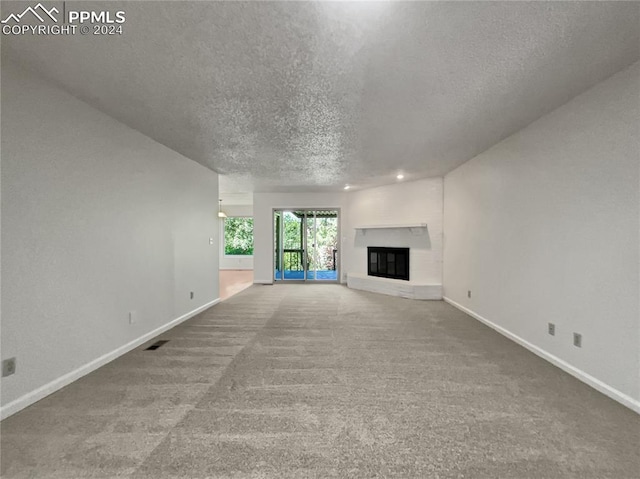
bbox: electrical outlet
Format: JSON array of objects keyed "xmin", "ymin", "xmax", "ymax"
[
  {"xmin": 548, "ymin": 323, "xmax": 555, "ymax": 336},
  {"xmin": 2, "ymin": 357, "xmax": 16, "ymax": 377},
  {"xmin": 467, "ymin": 290, "xmax": 471, "ymax": 298},
  {"xmin": 129, "ymin": 311, "xmax": 137, "ymax": 325},
  {"xmin": 209, "ymin": 237, "xmax": 214, "ymax": 245},
  {"xmin": 190, "ymin": 291, "xmax": 194, "ymax": 299},
  {"xmin": 573, "ymin": 333, "xmax": 582, "ymax": 348}
]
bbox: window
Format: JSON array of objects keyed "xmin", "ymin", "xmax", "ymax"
[{"xmin": 224, "ymin": 217, "xmax": 254, "ymax": 255}]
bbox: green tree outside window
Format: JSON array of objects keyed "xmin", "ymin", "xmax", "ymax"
[{"xmin": 224, "ymin": 217, "xmax": 254, "ymax": 255}]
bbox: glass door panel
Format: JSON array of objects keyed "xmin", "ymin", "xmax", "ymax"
[
  {"xmin": 313, "ymin": 212, "xmax": 338, "ymax": 281},
  {"xmin": 274, "ymin": 209, "xmax": 339, "ymax": 282},
  {"xmin": 277, "ymin": 211, "xmax": 305, "ymax": 280},
  {"xmin": 306, "ymin": 212, "xmax": 317, "ymax": 280},
  {"xmin": 274, "ymin": 211, "xmax": 282, "ymax": 281}
]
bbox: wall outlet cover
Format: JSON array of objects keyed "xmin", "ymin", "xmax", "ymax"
[
  {"xmin": 548, "ymin": 323, "xmax": 555, "ymax": 336},
  {"xmin": 573, "ymin": 333, "xmax": 582, "ymax": 348},
  {"xmin": 2, "ymin": 357, "xmax": 16, "ymax": 377}
]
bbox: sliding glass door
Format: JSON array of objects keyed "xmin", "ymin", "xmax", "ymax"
[
  {"xmin": 306, "ymin": 212, "xmax": 339, "ymax": 280},
  {"xmin": 274, "ymin": 209, "xmax": 339, "ymax": 282}
]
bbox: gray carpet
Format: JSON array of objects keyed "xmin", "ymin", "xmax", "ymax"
[{"xmin": 1, "ymin": 284, "xmax": 638, "ymax": 478}]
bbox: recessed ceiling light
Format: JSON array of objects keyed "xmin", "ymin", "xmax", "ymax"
[
  {"xmin": 344, "ymin": 185, "xmax": 351, "ymax": 190},
  {"xmin": 396, "ymin": 174, "xmax": 404, "ymax": 180}
]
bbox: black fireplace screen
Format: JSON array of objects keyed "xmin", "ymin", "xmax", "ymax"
[{"xmin": 367, "ymin": 247, "xmax": 410, "ymax": 281}]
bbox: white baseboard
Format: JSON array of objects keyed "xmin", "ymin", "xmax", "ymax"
[
  {"xmin": 0, "ymin": 298, "xmax": 220, "ymax": 420},
  {"xmin": 443, "ymin": 296, "xmax": 640, "ymax": 415}
]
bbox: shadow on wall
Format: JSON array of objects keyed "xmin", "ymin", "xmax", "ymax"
[{"xmin": 354, "ymin": 228, "xmax": 431, "ymax": 250}]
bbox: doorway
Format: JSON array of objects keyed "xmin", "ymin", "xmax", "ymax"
[{"xmin": 273, "ymin": 209, "xmax": 339, "ymax": 282}]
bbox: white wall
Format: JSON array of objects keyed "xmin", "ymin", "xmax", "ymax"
[
  {"xmin": 1, "ymin": 63, "xmax": 220, "ymax": 418},
  {"xmin": 252, "ymin": 182, "xmax": 443, "ymax": 286},
  {"xmin": 219, "ymin": 204, "xmax": 254, "ymax": 270},
  {"xmin": 253, "ymin": 192, "xmax": 347, "ymax": 283},
  {"xmin": 344, "ymin": 178, "xmax": 443, "ymax": 285},
  {"xmin": 443, "ymin": 62, "xmax": 640, "ymax": 410}
]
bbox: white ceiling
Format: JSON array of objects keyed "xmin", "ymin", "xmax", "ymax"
[{"xmin": 2, "ymin": 1, "xmax": 639, "ymax": 195}]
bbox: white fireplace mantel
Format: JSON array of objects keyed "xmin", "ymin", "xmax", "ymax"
[{"xmin": 354, "ymin": 223, "xmax": 427, "ymax": 235}]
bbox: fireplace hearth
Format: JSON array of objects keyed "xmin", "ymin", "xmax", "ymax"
[{"xmin": 367, "ymin": 247, "xmax": 410, "ymax": 281}]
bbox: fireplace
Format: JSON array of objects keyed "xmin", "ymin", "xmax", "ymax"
[{"xmin": 368, "ymin": 247, "xmax": 410, "ymax": 281}]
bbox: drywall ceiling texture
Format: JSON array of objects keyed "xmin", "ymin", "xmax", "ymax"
[{"xmin": 2, "ymin": 1, "xmax": 639, "ymax": 193}]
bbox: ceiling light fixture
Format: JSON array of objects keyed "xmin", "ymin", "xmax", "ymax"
[
  {"xmin": 218, "ymin": 199, "xmax": 227, "ymax": 218},
  {"xmin": 344, "ymin": 185, "xmax": 351, "ymax": 190},
  {"xmin": 396, "ymin": 174, "xmax": 404, "ymax": 180}
]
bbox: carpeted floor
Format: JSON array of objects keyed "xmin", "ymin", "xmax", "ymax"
[{"xmin": 1, "ymin": 284, "xmax": 638, "ymax": 478}]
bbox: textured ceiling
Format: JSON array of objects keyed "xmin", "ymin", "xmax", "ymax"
[{"xmin": 2, "ymin": 1, "xmax": 639, "ymax": 194}]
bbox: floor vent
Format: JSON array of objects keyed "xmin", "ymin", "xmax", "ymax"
[{"xmin": 145, "ymin": 340, "xmax": 169, "ymax": 351}]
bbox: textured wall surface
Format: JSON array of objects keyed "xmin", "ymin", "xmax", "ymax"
[
  {"xmin": 1, "ymin": 63, "xmax": 220, "ymax": 412},
  {"xmin": 443, "ymin": 62, "xmax": 640, "ymax": 405},
  {"xmin": 2, "ymin": 1, "xmax": 638, "ymax": 192}
]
